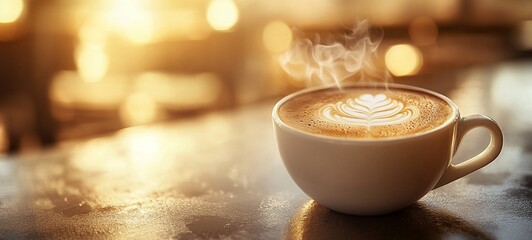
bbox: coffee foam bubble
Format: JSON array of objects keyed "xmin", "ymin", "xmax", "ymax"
[{"xmin": 279, "ymin": 87, "xmax": 453, "ymax": 139}]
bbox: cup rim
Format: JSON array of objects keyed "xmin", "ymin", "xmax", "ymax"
[{"xmin": 272, "ymin": 83, "xmax": 460, "ymax": 142}]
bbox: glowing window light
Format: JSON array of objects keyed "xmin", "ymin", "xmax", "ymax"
[
  {"xmin": 385, "ymin": 44, "xmax": 423, "ymax": 77},
  {"xmin": 75, "ymin": 43, "xmax": 109, "ymax": 83},
  {"xmin": 0, "ymin": 0, "xmax": 24, "ymax": 23},
  {"xmin": 207, "ymin": 0, "xmax": 239, "ymax": 31},
  {"xmin": 262, "ymin": 20, "xmax": 292, "ymax": 53}
]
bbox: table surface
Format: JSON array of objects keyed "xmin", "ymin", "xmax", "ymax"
[{"xmin": 1, "ymin": 60, "xmax": 531, "ymax": 239}]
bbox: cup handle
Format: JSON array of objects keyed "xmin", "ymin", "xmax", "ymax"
[{"xmin": 433, "ymin": 114, "xmax": 503, "ymax": 189}]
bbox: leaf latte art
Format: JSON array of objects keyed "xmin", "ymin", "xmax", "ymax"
[{"xmin": 320, "ymin": 94, "xmax": 419, "ymax": 126}]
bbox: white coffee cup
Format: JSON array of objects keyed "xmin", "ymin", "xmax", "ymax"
[{"xmin": 273, "ymin": 83, "xmax": 503, "ymax": 215}]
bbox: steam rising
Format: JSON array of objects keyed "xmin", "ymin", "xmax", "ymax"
[{"xmin": 279, "ymin": 20, "xmax": 388, "ymax": 87}]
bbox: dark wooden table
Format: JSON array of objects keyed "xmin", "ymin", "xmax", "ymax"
[{"xmin": 1, "ymin": 60, "xmax": 531, "ymax": 239}]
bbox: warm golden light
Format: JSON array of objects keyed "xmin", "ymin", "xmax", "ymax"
[
  {"xmin": 75, "ymin": 43, "xmax": 109, "ymax": 83},
  {"xmin": 124, "ymin": 16, "xmax": 154, "ymax": 44},
  {"xmin": 114, "ymin": 11, "xmax": 153, "ymax": 44},
  {"xmin": 289, "ymin": 200, "xmax": 315, "ymax": 240},
  {"xmin": 50, "ymin": 71, "xmax": 128, "ymax": 109},
  {"xmin": 69, "ymin": 129, "xmax": 174, "ymax": 206},
  {"xmin": 262, "ymin": 20, "xmax": 293, "ymax": 53},
  {"xmin": 163, "ymin": 9, "xmax": 211, "ymax": 40},
  {"xmin": 78, "ymin": 18, "xmax": 108, "ymax": 46},
  {"xmin": 207, "ymin": 0, "xmax": 239, "ymax": 31},
  {"xmin": 105, "ymin": 0, "xmax": 154, "ymax": 44},
  {"xmin": 409, "ymin": 17, "xmax": 439, "ymax": 46},
  {"xmin": 385, "ymin": 44, "xmax": 423, "ymax": 77},
  {"xmin": 135, "ymin": 72, "xmax": 222, "ymax": 110},
  {"xmin": 50, "ymin": 71, "xmax": 222, "ymax": 112},
  {"xmin": 0, "ymin": 0, "xmax": 24, "ymax": 23},
  {"xmin": 119, "ymin": 92, "xmax": 159, "ymax": 126}
]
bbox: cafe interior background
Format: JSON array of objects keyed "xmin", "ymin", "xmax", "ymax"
[{"xmin": 0, "ymin": 0, "xmax": 531, "ymax": 154}]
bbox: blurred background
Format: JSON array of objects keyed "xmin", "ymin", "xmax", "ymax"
[{"xmin": 0, "ymin": 0, "xmax": 531, "ymax": 153}]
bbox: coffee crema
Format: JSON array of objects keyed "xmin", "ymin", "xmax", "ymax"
[{"xmin": 278, "ymin": 87, "xmax": 453, "ymax": 139}]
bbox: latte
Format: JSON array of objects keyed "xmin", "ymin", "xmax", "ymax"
[{"xmin": 278, "ymin": 86, "xmax": 453, "ymax": 139}]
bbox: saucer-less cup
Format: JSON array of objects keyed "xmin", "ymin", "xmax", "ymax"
[{"xmin": 272, "ymin": 83, "xmax": 503, "ymax": 215}]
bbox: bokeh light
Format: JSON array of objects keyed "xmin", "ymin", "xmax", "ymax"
[
  {"xmin": 50, "ymin": 71, "xmax": 128, "ymax": 109},
  {"xmin": 75, "ymin": 43, "xmax": 109, "ymax": 83},
  {"xmin": 78, "ymin": 19, "xmax": 108, "ymax": 46},
  {"xmin": 409, "ymin": 16, "xmax": 439, "ymax": 46},
  {"xmin": 105, "ymin": 1, "xmax": 154, "ymax": 44},
  {"xmin": 120, "ymin": 92, "xmax": 159, "ymax": 126},
  {"xmin": 122, "ymin": 14, "xmax": 154, "ymax": 45},
  {"xmin": 108, "ymin": 9, "xmax": 154, "ymax": 44},
  {"xmin": 262, "ymin": 20, "xmax": 293, "ymax": 53},
  {"xmin": 0, "ymin": 0, "xmax": 24, "ymax": 23},
  {"xmin": 385, "ymin": 44, "xmax": 423, "ymax": 76},
  {"xmin": 161, "ymin": 9, "xmax": 211, "ymax": 41},
  {"xmin": 135, "ymin": 72, "xmax": 223, "ymax": 110},
  {"xmin": 207, "ymin": 0, "xmax": 239, "ymax": 31}
]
